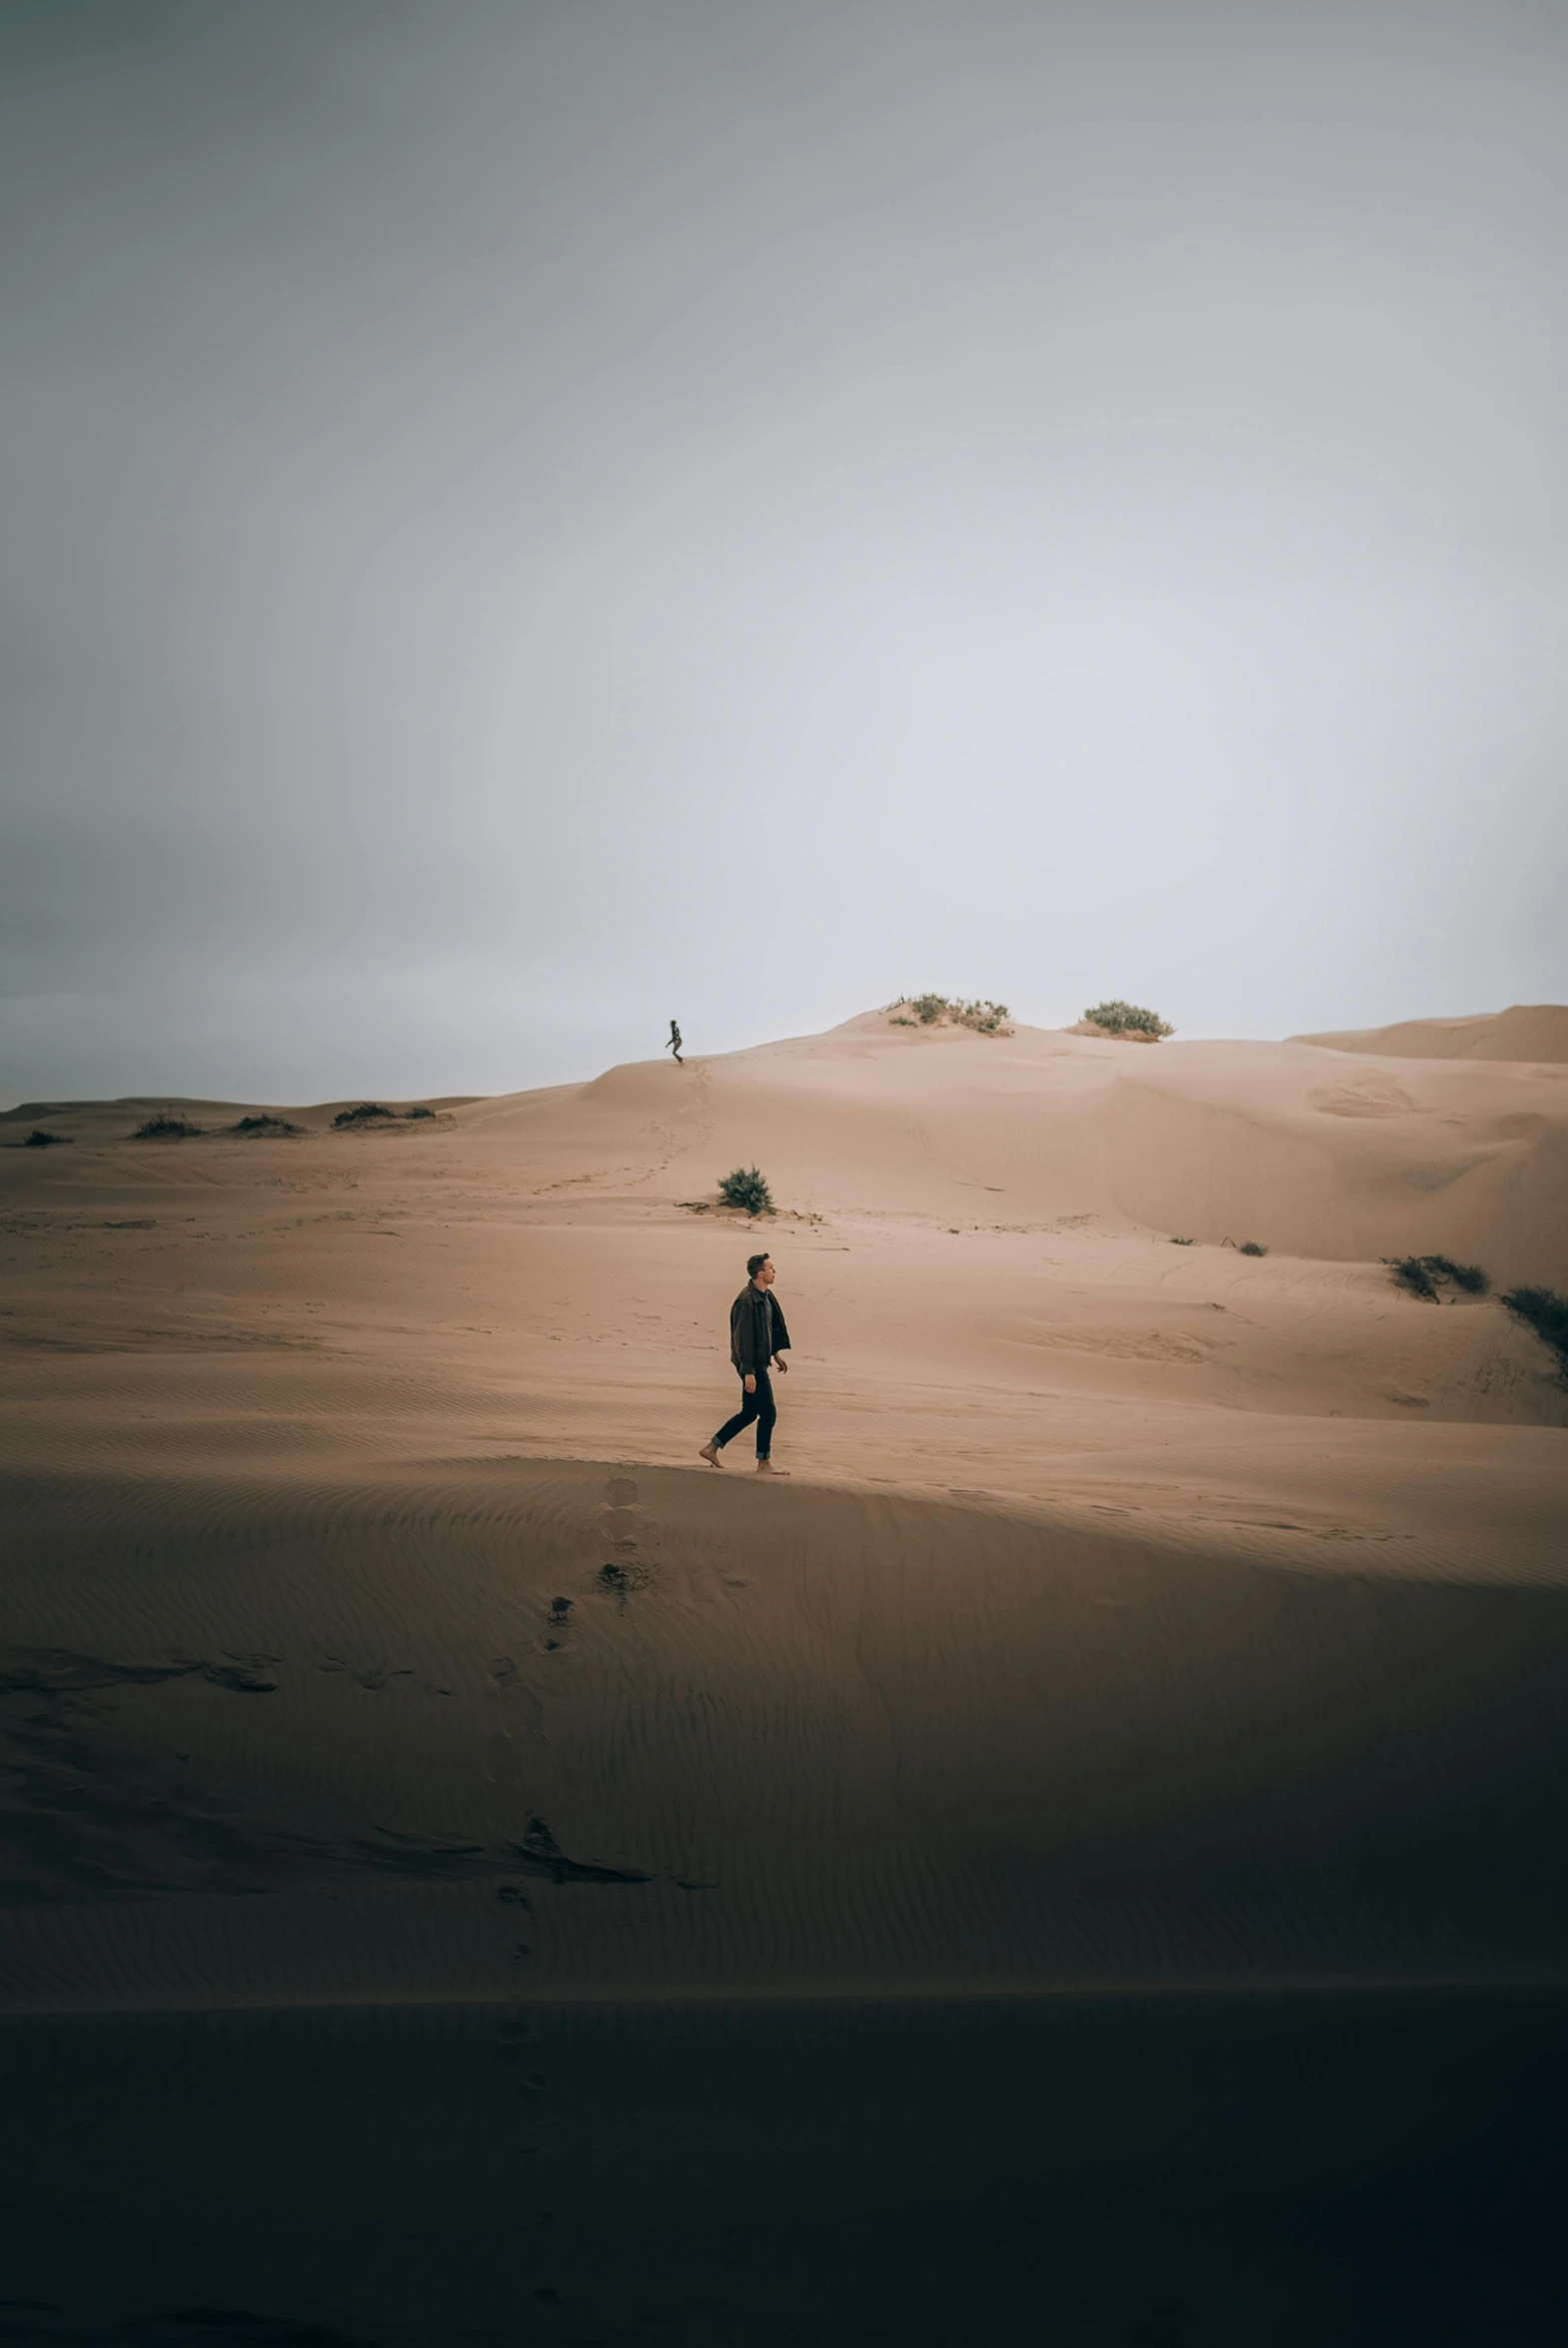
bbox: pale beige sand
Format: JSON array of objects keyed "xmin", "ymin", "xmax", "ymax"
[
  {"xmin": 2, "ymin": 1012, "xmax": 1566, "ymax": 2011},
  {"xmin": 1293, "ymin": 1002, "xmax": 1568, "ymax": 1064}
]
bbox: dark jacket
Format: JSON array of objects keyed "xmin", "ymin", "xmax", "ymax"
[{"xmin": 730, "ymin": 1283, "xmax": 790, "ymax": 1376}]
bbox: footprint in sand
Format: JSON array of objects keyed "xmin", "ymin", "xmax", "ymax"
[
  {"xmin": 489, "ymin": 1655, "xmax": 519, "ymax": 1691},
  {"xmin": 203, "ymin": 1660, "xmax": 278, "ymax": 1693},
  {"xmin": 606, "ymin": 1476, "xmax": 639, "ymax": 1505},
  {"xmin": 597, "ymin": 1561, "xmax": 652, "ymax": 1603},
  {"xmin": 493, "ymin": 2033, "xmax": 543, "ymax": 2074}
]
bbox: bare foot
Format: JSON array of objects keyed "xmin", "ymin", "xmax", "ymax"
[
  {"xmin": 699, "ymin": 1441, "xmax": 722, "ymax": 1468},
  {"xmin": 756, "ymin": 1458, "xmax": 789, "ymax": 1475}
]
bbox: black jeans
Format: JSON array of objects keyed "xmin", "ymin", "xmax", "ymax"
[{"xmin": 714, "ymin": 1367, "xmax": 776, "ymax": 1458}]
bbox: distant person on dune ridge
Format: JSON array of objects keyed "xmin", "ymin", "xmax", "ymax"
[
  {"xmin": 700, "ymin": 1251, "xmax": 790, "ymax": 1476},
  {"xmin": 667, "ymin": 1019, "xmax": 683, "ymax": 1064}
]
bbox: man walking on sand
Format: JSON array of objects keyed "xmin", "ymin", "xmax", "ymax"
[{"xmin": 700, "ymin": 1252, "xmax": 790, "ymax": 1475}]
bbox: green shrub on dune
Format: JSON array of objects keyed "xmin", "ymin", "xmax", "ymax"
[
  {"xmin": 719, "ymin": 1166, "xmax": 774, "ymax": 1215},
  {"xmin": 888, "ymin": 995, "xmax": 1012, "ymax": 1035},
  {"xmin": 130, "ymin": 1113, "xmax": 202, "ymax": 1140},
  {"xmin": 1081, "ymin": 1000, "xmax": 1173, "ymax": 1040},
  {"xmin": 1388, "ymin": 1254, "xmax": 1491, "ymax": 1303},
  {"xmin": 1501, "ymin": 1285, "xmax": 1568, "ymax": 1378}
]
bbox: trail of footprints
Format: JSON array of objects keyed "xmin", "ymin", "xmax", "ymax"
[{"xmin": 0, "ymin": 1477, "xmax": 689, "ymax": 1903}]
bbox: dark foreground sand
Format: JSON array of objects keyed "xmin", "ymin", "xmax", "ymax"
[
  {"xmin": 5, "ymin": 1457, "xmax": 1567, "ymax": 2339},
  {"xmin": 5, "ymin": 1459, "xmax": 1568, "ymax": 2010},
  {"xmin": 3, "ymin": 1990, "xmax": 1566, "ymax": 2345}
]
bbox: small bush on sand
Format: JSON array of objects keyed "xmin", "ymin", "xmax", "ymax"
[
  {"xmin": 332, "ymin": 1104, "xmax": 396, "ymax": 1129},
  {"xmin": 1082, "ymin": 1000, "xmax": 1174, "ymax": 1040},
  {"xmin": 719, "ymin": 1166, "xmax": 774, "ymax": 1215},
  {"xmin": 22, "ymin": 1129, "xmax": 71, "ymax": 1148},
  {"xmin": 1427, "ymin": 1254, "xmax": 1489, "ymax": 1294},
  {"xmin": 890, "ymin": 995, "xmax": 1012, "ymax": 1036},
  {"xmin": 405, "ymin": 1106, "xmax": 436, "ymax": 1120},
  {"xmin": 131, "ymin": 1113, "xmax": 202, "ymax": 1140},
  {"xmin": 1387, "ymin": 1254, "xmax": 1491, "ymax": 1303},
  {"xmin": 954, "ymin": 999, "xmax": 1010, "ymax": 1034},
  {"xmin": 1238, "ymin": 1240, "xmax": 1268, "ymax": 1257},
  {"xmin": 1501, "ymin": 1285, "xmax": 1568, "ymax": 1379},
  {"xmin": 232, "ymin": 1114, "xmax": 300, "ymax": 1136},
  {"xmin": 1389, "ymin": 1255, "xmax": 1439, "ymax": 1301},
  {"xmin": 1170, "ymin": 1235, "xmax": 1193, "ymax": 1245}
]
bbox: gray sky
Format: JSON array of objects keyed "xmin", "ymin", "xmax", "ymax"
[{"xmin": 3, "ymin": 0, "xmax": 1565, "ymax": 1105}]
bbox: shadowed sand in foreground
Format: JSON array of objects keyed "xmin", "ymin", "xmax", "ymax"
[{"xmin": 3, "ymin": 1455, "xmax": 1568, "ymax": 2014}]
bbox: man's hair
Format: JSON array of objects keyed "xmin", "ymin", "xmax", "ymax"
[{"xmin": 747, "ymin": 1253, "xmax": 771, "ymax": 1278}]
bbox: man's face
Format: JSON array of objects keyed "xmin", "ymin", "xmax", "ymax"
[{"xmin": 757, "ymin": 1257, "xmax": 775, "ymax": 1286}]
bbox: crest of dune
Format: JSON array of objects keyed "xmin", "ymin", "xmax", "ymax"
[
  {"xmin": 1291, "ymin": 1004, "xmax": 1568, "ymax": 1064},
  {"xmin": 468, "ymin": 1007, "xmax": 1568, "ymax": 1288}
]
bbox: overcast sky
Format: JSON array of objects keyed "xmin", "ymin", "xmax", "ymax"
[{"xmin": 3, "ymin": 0, "xmax": 1565, "ymax": 1104}]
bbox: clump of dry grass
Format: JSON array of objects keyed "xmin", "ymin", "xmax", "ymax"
[
  {"xmin": 1500, "ymin": 1284, "xmax": 1568, "ymax": 1379},
  {"xmin": 1387, "ymin": 1254, "xmax": 1490, "ymax": 1303},
  {"xmin": 130, "ymin": 1112, "xmax": 202, "ymax": 1140},
  {"xmin": 1081, "ymin": 1000, "xmax": 1173, "ymax": 1040},
  {"xmin": 889, "ymin": 995, "xmax": 1012, "ymax": 1035}
]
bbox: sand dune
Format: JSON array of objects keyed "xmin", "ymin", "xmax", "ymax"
[
  {"xmin": 2, "ymin": 1008, "xmax": 1566, "ymax": 2013},
  {"xmin": 466, "ymin": 1008, "xmax": 1568, "ymax": 1283},
  {"xmin": 1292, "ymin": 1002, "xmax": 1568, "ymax": 1064}
]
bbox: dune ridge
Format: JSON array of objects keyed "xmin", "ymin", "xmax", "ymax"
[{"xmin": 1291, "ymin": 1003, "xmax": 1568, "ymax": 1065}]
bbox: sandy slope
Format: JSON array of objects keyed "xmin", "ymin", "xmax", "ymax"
[
  {"xmin": 1293, "ymin": 1002, "xmax": 1568, "ymax": 1063},
  {"xmin": 2, "ymin": 1010, "xmax": 1566, "ymax": 2011}
]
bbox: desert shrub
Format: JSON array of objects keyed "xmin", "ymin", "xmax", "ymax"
[
  {"xmin": 1082, "ymin": 1000, "xmax": 1174, "ymax": 1040},
  {"xmin": 22, "ymin": 1129, "xmax": 70, "ymax": 1148},
  {"xmin": 1501, "ymin": 1285, "xmax": 1568, "ymax": 1378},
  {"xmin": 953, "ymin": 999, "xmax": 1011, "ymax": 1034},
  {"xmin": 332, "ymin": 1104, "xmax": 396, "ymax": 1128},
  {"xmin": 1170, "ymin": 1235, "xmax": 1194, "ymax": 1245},
  {"xmin": 1389, "ymin": 1255, "xmax": 1440, "ymax": 1301},
  {"xmin": 131, "ymin": 1113, "xmax": 202, "ymax": 1140},
  {"xmin": 891, "ymin": 994, "xmax": 1012, "ymax": 1035},
  {"xmin": 405, "ymin": 1105, "xmax": 436, "ymax": 1120},
  {"xmin": 719, "ymin": 1165, "xmax": 774, "ymax": 1215},
  {"xmin": 889, "ymin": 1015, "xmax": 917, "ymax": 1028},
  {"xmin": 232, "ymin": 1114, "xmax": 299, "ymax": 1135},
  {"xmin": 1387, "ymin": 1254, "xmax": 1491, "ymax": 1303},
  {"xmin": 1424, "ymin": 1254, "xmax": 1489, "ymax": 1294},
  {"xmin": 1238, "ymin": 1240, "xmax": 1268, "ymax": 1257}
]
